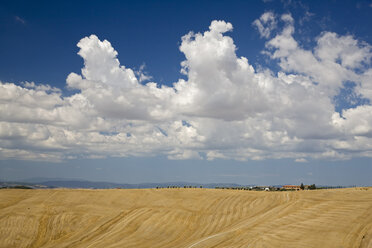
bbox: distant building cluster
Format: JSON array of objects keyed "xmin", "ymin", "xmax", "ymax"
[{"xmin": 282, "ymin": 185, "xmax": 301, "ymax": 191}]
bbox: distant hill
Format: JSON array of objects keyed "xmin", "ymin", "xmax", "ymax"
[{"xmin": 2, "ymin": 179, "xmax": 355, "ymax": 190}]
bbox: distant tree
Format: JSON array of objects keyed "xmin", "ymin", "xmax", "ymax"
[
  {"xmin": 309, "ymin": 184, "xmax": 316, "ymax": 190},
  {"xmin": 300, "ymin": 183, "xmax": 305, "ymax": 190},
  {"xmin": 200, "ymin": 185, "xmax": 202, "ymax": 188},
  {"xmin": 13, "ymin": 185, "xmax": 32, "ymax": 189}
]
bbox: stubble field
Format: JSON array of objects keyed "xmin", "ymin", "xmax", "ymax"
[{"xmin": 0, "ymin": 187, "xmax": 371, "ymax": 248}]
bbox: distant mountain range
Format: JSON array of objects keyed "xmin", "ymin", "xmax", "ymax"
[{"xmin": 0, "ymin": 178, "xmax": 255, "ymax": 189}]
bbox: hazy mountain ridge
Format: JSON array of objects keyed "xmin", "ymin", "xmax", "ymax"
[{"xmin": 0, "ymin": 179, "xmax": 255, "ymax": 189}]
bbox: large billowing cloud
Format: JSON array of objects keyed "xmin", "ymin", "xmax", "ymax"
[{"xmin": 1, "ymin": 14, "xmax": 371, "ymax": 162}]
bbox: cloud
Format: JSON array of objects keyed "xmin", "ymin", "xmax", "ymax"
[
  {"xmin": 252, "ymin": 12, "xmax": 277, "ymax": 38},
  {"xmin": 1, "ymin": 13, "xmax": 372, "ymax": 162},
  {"xmin": 315, "ymin": 32, "xmax": 371, "ymax": 69},
  {"xmin": 295, "ymin": 158, "xmax": 308, "ymax": 163},
  {"xmin": 14, "ymin": 16, "xmax": 25, "ymax": 25},
  {"xmin": 135, "ymin": 64, "xmax": 152, "ymax": 83}
]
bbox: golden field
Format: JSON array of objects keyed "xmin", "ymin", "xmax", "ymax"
[{"xmin": 0, "ymin": 188, "xmax": 371, "ymax": 248}]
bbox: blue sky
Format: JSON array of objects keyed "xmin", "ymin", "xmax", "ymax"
[{"xmin": 0, "ymin": 0, "xmax": 372, "ymax": 186}]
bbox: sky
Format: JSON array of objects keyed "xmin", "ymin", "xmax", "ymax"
[{"xmin": 1, "ymin": 0, "xmax": 372, "ymax": 186}]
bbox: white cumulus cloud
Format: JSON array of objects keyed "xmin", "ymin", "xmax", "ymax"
[
  {"xmin": 1, "ymin": 13, "xmax": 372, "ymax": 162},
  {"xmin": 252, "ymin": 12, "xmax": 277, "ymax": 38}
]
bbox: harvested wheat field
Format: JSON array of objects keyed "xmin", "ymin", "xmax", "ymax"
[{"xmin": 0, "ymin": 188, "xmax": 371, "ymax": 248}]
